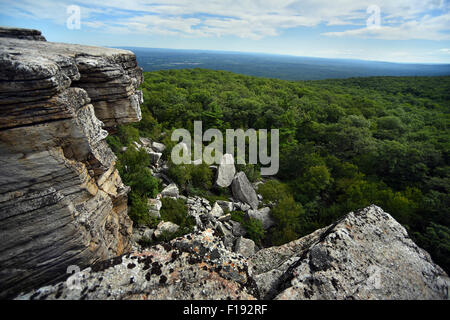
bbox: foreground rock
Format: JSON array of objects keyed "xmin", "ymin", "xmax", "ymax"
[
  {"xmin": 231, "ymin": 172, "xmax": 259, "ymax": 210},
  {"xmin": 235, "ymin": 237, "xmax": 256, "ymax": 257},
  {"xmin": 250, "ymin": 205, "xmax": 449, "ymax": 300},
  {"xmin": 16, "ymin": 229, "xmax": 257, "ymax": 300},
  {"xmin": 0, "ymin": 28, "xmax": 142, "ymax": 298}
]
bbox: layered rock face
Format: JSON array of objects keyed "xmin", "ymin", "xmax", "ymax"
[
  {"xmin": 0, "ymin": 28, "xmax": 143, "ymax": 298},
  {"xmin": 0, "ymin": 27, "xmax": 46, "ymax": 41},
  {"xmin": 17, "ymin": 205, "xmax": 449, "ymax": 300}
]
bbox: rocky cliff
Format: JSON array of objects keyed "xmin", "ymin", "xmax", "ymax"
[
  {"xmin": 16, "ymin": 205, "xmax": 449, "ymax": 300},
  {"xmin": 0, "ymin": 27, "xmax": 142, "ymax": 298}
]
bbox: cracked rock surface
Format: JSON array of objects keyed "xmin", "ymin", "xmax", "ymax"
[
  {"xmin": 15, "ymin": 229, "xmax": 258, "ymax": 300},
  {"xmin": 0, "ymin": 28, "xmax": 143, "ymax": 299},
  {"xmin": 250, "ymin": 205, "xmax": 449, "ymax": 300}
]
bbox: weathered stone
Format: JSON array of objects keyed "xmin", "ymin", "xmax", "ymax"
[
  {"xmin": 246, "ymin": 207, "xmax": 275, "ymax": 230},
  {"xmin": 15, "ymin": 229, "xmax": 257, "ymax": 300},
  {"xmin": 132, "ymin": 227, "xmax": 154, "ymax": 242},
  {"xmin": 0, "ymin": 30, "xmax": 142, "ymax": 299},
  {"xmin": 216, "ymin": 223, "xmax": 235, "ymax": 250},
  {"xmin": 152, "ymin": 141, "xmax": 166, "ymax": 153},
  {"xmin": 229, "ymin": 220, "xmax": 247, "ymax": 237},
  {"xmin": 218, "ymin": 214, "xmax": 232, "ymax": 222},
  {"xmin": 148, "ymin": 198, "xmax": 162, "ymax": 219},
  {"xmin": 0, "ymin": 27, "xmax": 46, "ymax": 41},
  {"xmin": 210, "ymin": 202, "xmax": 224, "ymax": 218},
  {"xmin": 231, "ymin": 172, "xmax": 258, "ymax": 210},
  {"xmin": 148, "ymin": 152, "xmax": 162, "ymax": 166},
  {"xmin": 154, "ymin": 221, "xmax": 179, "ymax": 239},
  {"xmin": 216, "ymin": 153, "xmax": 236, "ymax": 188},
  {"xmin": 216, "ymin": 200, "xmax": 233, "ymax": 213},
  {"xmin": 160, "ymin": 183, "xmax": 179, "ymax": 198},
  {"xmin": 250, "ymin": 205, "xmax": 449, "ymax": 300},
  {"xmin": 139, "ymin": 137, "xmax": 151, "ymax": 147},
  {"xmin": 236, "ymin": 202, "xmax": 251, "ymax": 212},
  {"xmin": 235, "ymin": 237, "xmax": 256, "ymax": 257}
]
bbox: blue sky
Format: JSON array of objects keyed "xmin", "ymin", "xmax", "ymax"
[{"xmin": 0, "ymin": 0, "xmax": 449, "ymax": 63}]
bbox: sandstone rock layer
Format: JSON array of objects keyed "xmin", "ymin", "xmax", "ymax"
[{"xmin": 0, "ymin": 28, "xmax": 143, "ymax": 298}]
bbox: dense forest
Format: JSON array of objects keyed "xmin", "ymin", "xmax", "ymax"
[{"xmin": 107, "ymin": 69, "xmax": 450, "ymax": 273}]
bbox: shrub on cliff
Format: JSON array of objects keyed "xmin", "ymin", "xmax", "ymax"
[
  {"xmin": 115, "ymin": 146, "xmax": 160, "ymax": 225},
  {"xmin": 243, "ymin": 218, "xmax": 265, "ymax": 244},
  {"xmin": 168, "ymin": 163, "xmax": 213, "ymax": 191},
  {"xmin": 231, "ymin": 211, "xmax": 265, "ymax": 244},
  {"xmin": 128, "ymin": 192, "xmax": 150, "ymax": 225},
  {"xmin": 160, "ymin": 198, "xmax": 195, "ymax": 235},
  {"xmin": 270, "ymin": 196, "xmax": 304, "ymax": 245},
  {"xmin": 257, "ymin": 180, "xmax": 291, "ymax": 203}
]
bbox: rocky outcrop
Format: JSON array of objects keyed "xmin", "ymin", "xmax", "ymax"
[
  {"xmin": 0, "ymin": 28, "xmax": 143, "ymax": 298},
  {"xmin": 0, "ymin": 26, "xmax": 46, "ymax": 41},
  {"xmin": 231, "ymin": 172, "xmax": 259, "ymax": 210},
  {"xmin": 14, "ymin": 205, "xmax": 450, "ymax": 300},
  {"xmin": 216, "ymin": 153, "xmax": 235, "ymax": 188},
  {"xmin": 15, "ymin": 229, "xmax": 258, "ymax": 300},
  {"xmin": 250, "ymin": 205, "xmax": 449, "ymax": 300}
]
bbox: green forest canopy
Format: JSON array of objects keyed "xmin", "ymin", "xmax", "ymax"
[{"xmin": 112, "ymin": 69, "xmax": 450, "ymax": 273}]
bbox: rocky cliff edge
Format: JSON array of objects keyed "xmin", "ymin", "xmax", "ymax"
[
  {"xmin": 16, "ymin": 205, "xmax": 449, "ymax": 300},
  {"xmin": 0, "ymin": 27, "xmax": 142, "ymax": 298}
]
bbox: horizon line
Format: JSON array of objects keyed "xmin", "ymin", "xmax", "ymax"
[{"xmin": 111, "ymin": 45, "xmax": 450, "ymax": 66}]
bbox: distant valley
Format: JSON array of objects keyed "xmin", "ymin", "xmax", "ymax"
[{"xmin": 117, "ymin": 47, "xmax": 450, "ymax": 80}]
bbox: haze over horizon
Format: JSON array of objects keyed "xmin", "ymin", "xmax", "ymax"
[
  {"xmin": 0, "ymin": 0, "xmax": 449, "ymax": 64},
  {"xmin": 115, "ymin": 45, "xmax": 450, "ymax": 65}
]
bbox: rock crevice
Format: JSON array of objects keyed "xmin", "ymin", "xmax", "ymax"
[{"xmin": 0, "ymin": 28, "xmax": 143, "ymax": 299}]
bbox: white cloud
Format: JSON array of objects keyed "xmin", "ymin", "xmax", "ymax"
[
  {"xmin": 322, "ymin": 12, "xmax": 450, "ymax": 40},
  {"xmin": 0, "ymin": 0, "xmax": 449, "ymax": 40}
]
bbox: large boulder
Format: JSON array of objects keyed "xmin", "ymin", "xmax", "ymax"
[
  {"xmin": 235, "ymin": 237, "xmax": 256, "ymax": 257},
  {"xmin": 154, "ymin": 221, "xmax": 179, "ymax": 239},
  {"xmin": 231, "ymin": 172, "xmax": 259, "ymax": 210},
  {"xmin": 152, "ymin": 141, "xmax": 166, "ymax": 153},
  {"xmin": 250, "ymin": 205, "xmax": 450, "ymax": 300},
  {"xmin": 148, "ymin": 151, "xmax": 162, "ymax": 166},
  {"xmin": 246, "ymin": 207, "xmax": 275, "ymax": 230},
  {"xmin": 229, "ymin": 220, "xmax": 247, "ymax": 237},
  {"xmin": 147, "ymin": 198, "xmax": 162, "ymax": 219},
  {"xmin": 216, "ymin": 153, "xmax": 235, "ymax": 188},
  {"xmin": 216, "ymin": 200, "xmax": 233, "ymax": 213},
  {"xmin": 209, "ymin": 202, "xmax": 224, "ymax": 218},
  {"xmin": 160, "ymin": 183, "xmax": 179, "ymax": 198}
]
